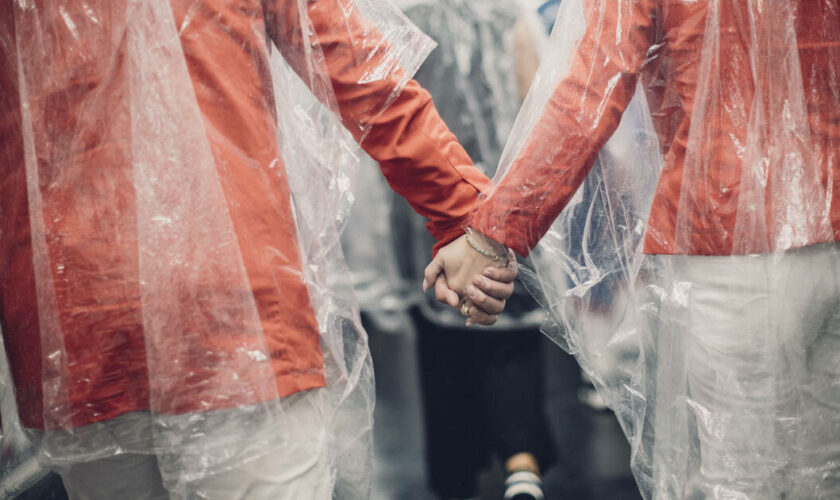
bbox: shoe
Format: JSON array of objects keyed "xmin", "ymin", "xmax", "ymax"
[{"xmin": 503, "ymin": 470, "xmax": 544, "ymax": 500}]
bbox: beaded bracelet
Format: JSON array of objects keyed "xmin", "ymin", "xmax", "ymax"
[{"xmin": 465, "ymin": 228, "xmax": 508, "ymax": 263}]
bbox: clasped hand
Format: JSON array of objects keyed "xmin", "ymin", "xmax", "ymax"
[{"xmin": 422, "ymin": 232, "xmax": 517, "ymax": 326}]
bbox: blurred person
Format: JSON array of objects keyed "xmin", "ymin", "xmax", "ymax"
[
  {"xmin": 427, "ymin": 0, "xmax": 840, "ymax": 498},
  {"xmin": 393, "ymin": 1, "xmax": 557, "ymax": 498},
  {"xmin": 0, "ymin": 1, "xmax": 516, "ymax": 498}
]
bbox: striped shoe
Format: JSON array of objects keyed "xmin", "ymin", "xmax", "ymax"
[{"xmin": 503, "ymin": 470, "xmax": 544, "ymax": 500}]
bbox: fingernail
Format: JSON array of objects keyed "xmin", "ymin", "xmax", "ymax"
[
  {"xmin": 466, "ymin": 320, "xmax": 473, "ymax": 327},
  {"xmin": 422, "ymin": 278, "xmax": 428, "ymax": 291}
]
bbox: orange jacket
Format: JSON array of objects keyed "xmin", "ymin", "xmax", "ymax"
[
  {"xmin": 0, "ymin": 0, "xmax": 489, "ymax": 429},
  {"xmin": 471, "ymin": 0, "xmax": 840, "ymax": 257}
]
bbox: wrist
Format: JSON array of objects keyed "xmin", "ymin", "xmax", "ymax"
[{"xmin": 464, "ymin": 227, "xmax": 508, "ymax": 264}]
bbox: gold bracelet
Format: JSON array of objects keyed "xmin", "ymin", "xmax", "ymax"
[{"xmin": 464, "ymin": 228, "xmax": 507, "ymax": 263}]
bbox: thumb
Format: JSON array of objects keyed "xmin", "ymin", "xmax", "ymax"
[{"xmin": 423, "ymin": 254, "xmax": 445, "ymax": 292}]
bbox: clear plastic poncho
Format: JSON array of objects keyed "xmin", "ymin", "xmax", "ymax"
[
  {"xmin": 340, "ymin": 153, "xmax": 409, "ymax": 332},
  {"xmin": 480, "ymin": 0, "xmax": 840, "ymax": 498},
  {"xmin": 0, "ymin": 0, "xmax": 433, "ymax": 497}
]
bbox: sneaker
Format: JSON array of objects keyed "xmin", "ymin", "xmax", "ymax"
[{"xmin": 503, "ymin": 470, "xmax": 544, "ymax": 500}]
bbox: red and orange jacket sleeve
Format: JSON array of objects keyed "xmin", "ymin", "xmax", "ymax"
[
  {"xmin": 470, "ymin": 0, "xmax": 657, "ymax": 256},
  {"xmin": 264, "ymin": 0, "xmax": 490, "ymax": 252}
]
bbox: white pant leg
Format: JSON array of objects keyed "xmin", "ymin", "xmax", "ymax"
[
  {"xmin": 60, "ymin": 453, "xmax": 169, "ymax": 500},
  {"xmin": 58, "ymin": 389, "xmax": 333, "ymax": 500},
  {"xmin": 166, "ymin": 390, "xmax": 332, "ymax": 500},
  {"xmin": 672, "ymin": 244, "xmax": 840, "ymax": 499},
  {"xmin": 55, "ymin": 411, "xmax": 168, "ymax": 500},
  {"xmin": 790, "ymin": 280, "xmax": 840, "ymax": 499}
]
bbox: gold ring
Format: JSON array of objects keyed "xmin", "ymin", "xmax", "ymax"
[{"xmin": 460, "ymin": 301, "xmax": 471, "ymax": 317}]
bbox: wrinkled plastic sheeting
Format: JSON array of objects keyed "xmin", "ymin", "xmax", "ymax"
[
  {"xmin": 340, "ymin": 153, "xmax": 409, "ymax": 329},
  {"xmin": 399, "ymin": 0, "xmax": 523, "ymax": 178},
  {"xmin": 278, "ymin": 0, "xmax": 433, "ymax": 335},
  {"xmin": 0, "ymin": 330, "xmax": 43, "ymax": 498},
  {"xmin": 486, "ymin": 0, "xmax": 840, "ymax": 498},
  {"xmin": 3, "ymin": 0, "xmax": 432, "ymax": 496}
]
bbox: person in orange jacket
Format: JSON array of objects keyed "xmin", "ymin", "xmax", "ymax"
[
  {"xmin": 0, "ymin": 0, "xmax": 513, "ymax": 498},
  {"xmin": 427, "ymin": 0, "xmax": 840, "ymax": 498}
]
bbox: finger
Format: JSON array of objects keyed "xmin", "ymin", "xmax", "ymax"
[
  {"xmin": 423, "ymin": 256, "xmax": 445, "ymax": 291},
  {"xmin": 472, "ymin": 274, "xmax": 515, "ymax": 301},
  {"xmin": 434, "ymin": 274, "xmax": 461, "ymax": 308},
  {"xmin": 466, "ymin": 284, "xmax": 506, "ymax": 315},
  {"xmin": 482, "ymin": 261, "xmax": 517, "ymax": 284},
  {"xmin": 468, "ymin": 306, "xmax": 497, "ymax": 326}
]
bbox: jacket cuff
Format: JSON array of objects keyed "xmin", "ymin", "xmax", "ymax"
[
  {"xmin": 427, "ymin": 215, "xmax": 470, "ymax": 256},
  {"xmin": 469, "ymin": 206, "xmax": 533, "ymax": 257}
]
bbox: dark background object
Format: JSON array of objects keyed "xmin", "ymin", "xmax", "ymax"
[{"xmin": 367, "ymin": 316, "xmax": 641, "ymax": 500}]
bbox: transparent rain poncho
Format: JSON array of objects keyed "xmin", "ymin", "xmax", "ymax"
[
  {"xmin": 0, "ymin": 0, "xmax": 434, "ymax": 497},
  {"xmin": 473, "ymin": 0, "xmax": 840, "ymax": 498},
  {"xmin": 340, "ymin": 153, "xmax": 409, "ymax": 331}
]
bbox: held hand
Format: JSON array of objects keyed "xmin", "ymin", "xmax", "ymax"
[
  {"xmin": 424, "ymin": 234, "xmax": 498, "ymax": 296},
  {"xmin": 423, "ymin": 232, "xmax": 517, "ymax": 325},
  {"xmin": 462, "ymin": 258, "xmax": 517, "ymax": 325}
]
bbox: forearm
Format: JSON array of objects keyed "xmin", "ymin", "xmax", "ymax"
[
  {"xmin": 471, "ymin": 0, "xmax": 656, "ymax": 256},
  {"xmin": 265, "ymin": 0, "xmax": 489, "ymax": 249}
]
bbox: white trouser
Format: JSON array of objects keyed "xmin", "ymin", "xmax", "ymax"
[
  {"xmin": 58, "ymin": 390, "xmax": 332, "ymax": 500},
  {"xmin": 666, "ymin": 243, "xmax": 840, "ymax": 499}
]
